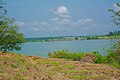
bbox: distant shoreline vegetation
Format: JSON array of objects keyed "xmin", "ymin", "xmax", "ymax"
[{"xmin": 26, "ymin": 31, "xmax": 120, "ymax": 42}]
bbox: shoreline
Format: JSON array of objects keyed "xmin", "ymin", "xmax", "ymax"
[{"xmin": 26, "ymin": 38, "xmax": 119, "ymax": 43}]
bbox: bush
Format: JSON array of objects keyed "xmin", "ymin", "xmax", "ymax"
[
  {"xmin": 106, "ymin": 40, "xmax": 120, "ymax": 68},
  {"xmin": 92, "ymin": 51, "xmax": 107, "ymax": 64},
  {"xmin": 48, "ymin": 50, "xmax": 107, "ymax": 63},
  {"xmin": 48, "ymin": 50, "xmax": 84, "ymax": 61},
  {"xmin": 48, "ymin": 47, "xmax": 120, "ymax": 69}
]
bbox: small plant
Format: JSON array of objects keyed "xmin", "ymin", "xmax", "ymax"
[
  {"xmin": 60, "ymin": 70, "xmax": 91, "ymax": 73},
  {"xmin": 106, "ymin": 41, "xmax": 120, "ymax": 68},
  {"xmin": 44, "ymin": 60, "xmax": 60, "ymax": 65},
  {"xmin": 70, "ymin": 75, "xmax": 103, "ymax": 79},
  {"xmin": 33, "ymin": 56, "xmax": 41, "ymax": 60},
  {"xmin": 11, "ymin": 64, "xmax": 17, "ymax": 68},
  {"xmin": 48, "ymin": 50, "xmax": 85, "ymax": 61},
  {"xmin": 93, "ymin": 51, "xmax": 107, "ymax": 64},
  {"xmin": 57, "ymin": 65, "xmax": 75, "ymax": 69}
]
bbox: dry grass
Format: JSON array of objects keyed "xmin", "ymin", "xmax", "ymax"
[{"xmin": 0, "ymin": 52, "xmax": 120, "ymax": 80}]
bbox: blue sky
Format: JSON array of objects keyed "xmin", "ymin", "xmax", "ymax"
[{"xmin": 5, "ymin": 0, "xmax": 120, "ymax": 38}]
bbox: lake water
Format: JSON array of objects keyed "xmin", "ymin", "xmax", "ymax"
[{"xmin": 16, "ymin": 39, "xmax": 115, "ymax": 57}]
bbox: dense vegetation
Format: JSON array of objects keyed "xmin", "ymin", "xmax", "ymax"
[
  {"xmin": 48, "ymin": 48, "xmax": 120, "ymax": 69},
  {"xmin": 106, "ymin": 31, "xmax": 120, "ymax": 36},
  {"xmin": 0, "ymin": 0, "xmax": 25, "ymax": 52},
  {"xmin": 0, "ymin": 19, "xmax": 25, "ymax": 52},
  {"xmin": 109, "ymin": 3, "xmax": 120, "ymax": 25},
  {"xmin": 108, "ymin": 3, "xmax": 120, "ymax": 68},
  {"xmin": 48, "ymin": 50, "xmax": 85, "ymax": 61}
]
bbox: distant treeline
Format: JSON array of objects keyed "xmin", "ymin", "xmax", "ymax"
[
  {"xmin": 26, "ymin": 31, "xmax": 120, "ymax": 42},
  {"xmin": 26, "ymin": 36, "xmax": 67, "ymax": 42},
  {"xmin": 106, "ymin": 31, "xmax": 120, "ymax": 36}
]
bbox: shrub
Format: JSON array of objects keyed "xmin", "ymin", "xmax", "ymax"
[
  {"xmin": 93, "ymin": 51, "xmax": 107, "ymax": 64},
  {"xmin": 106, "ymin": 40, "xmax": 120, "ymax": 68},
  {"xmin": 48, "ymin": 48, "xmax": 120, "ymax": 69},
  {"xmin": 48, "ymin": 50, "xmax": 84, "ymax": 61}
]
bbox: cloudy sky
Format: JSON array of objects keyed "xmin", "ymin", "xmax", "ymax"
[{"xmin": 5, "ymin": 0, "xmax": 120, "ymax": 38}]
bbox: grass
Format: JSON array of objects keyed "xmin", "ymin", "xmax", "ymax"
[
  {"xmin": 60, "ymin": 70, "xmax": 91, "ymax": 73},
  {"xmin": 44, "ymin": 60, "xmax": 60, "ymax": 65},
  {"xmin": 56, "ymin": 64, "xmax": 75, "ymax": 69},
  {"xmin": 48, "ymin": 50, "xmax": 85, "ymax": 61},
  {"xmin": 70, "ymin": 75, "xmax": 104, "ymax": 79},
  {"xmin": 0, "ymin": 52, "xmax": 120, "ymax": 80}
]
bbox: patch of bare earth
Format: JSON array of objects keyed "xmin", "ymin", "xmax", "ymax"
[{"xmin": 0, "ymin": 52, "xmax": 120, "ymax": 80}]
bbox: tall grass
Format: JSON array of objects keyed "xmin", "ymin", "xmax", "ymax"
[
  {"xmin": 48, "ymin": 47, "xmax": 120, "ymax": 69},
  {"xmin": 48, "ymin": 50, "xmax": 84, "ymax": 61}
]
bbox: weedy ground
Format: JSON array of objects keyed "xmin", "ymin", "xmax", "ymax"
[{"xmin": 0, "ymin": 52, "xmax": 120, "ymax": 80}]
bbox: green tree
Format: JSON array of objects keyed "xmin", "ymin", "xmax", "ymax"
[
  {"xmin": 0, "ymin": 0, "xmax": 25, "ymax": 52},
  {"xmin": 0, "ymin": 0, "xmax": 7, "ymax": 20},
  {"xmin": 0, "ymin": 19, "xmax": 25, "ymax": 52},
  {"xmin": 109, "ymin": 3, "xmax": 120, "ymax": 25},
  {"xmin": 108, "ymin": 3, "xmax": 120, "ymax": 68}
]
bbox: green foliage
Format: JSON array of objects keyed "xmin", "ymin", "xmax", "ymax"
[
  {"xmin": 106, "ymin": 31, "xmax": 120, "ymax": 36},
  {"xmin": 93, "ymin": 51, "xmax": 107, "ymax": 64},
  {"xmin": 86, "ymin": 36, "xmax": 98, "ymax": 40},
  {"xmin": 48, "ymin": 49, "xmax": 120, "ymax": 68},
  {"xmin": 48, "ymin": 50, "xmax": 84, "ymax": 61},
  {"xmin": 106, "ymin": 41, "xmax": 120, "ymax": 68},
  {"xmin": 0, "ymin": 0, "xmax": 7, "ymax": 18},
  {"xmin": 109, "ymin": 3, "xmax": 120, "ymax": 26},
  {"xmin": 0, "ymin": 18, "xmax": 25, "ymax": 52},
  {"xmin": 107, "ymin": 3, "xmax": 120, "ymax": 68},
  {"xmin": 49, "ymin": 50, "xmax": 106, "ymax": 63},
  {"xmin": 49, "ymin": 50, "xmax": 107, "ymax": 64},
  {"xmin": 0, "ymin": 0, "xmax": 25, "ymax": 52}
]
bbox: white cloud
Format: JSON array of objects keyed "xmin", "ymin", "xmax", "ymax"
[
  {"xmin": 27, "ymin": 17, "xmax": 94, "ymax": 32},
  {"xmin": 28, "ymin": 21, "xmax": 48, "ymax": 31},
  {"xmin": 54, "ymin": 6, "xmax": 71, "ymax": 18},
  {"xmin": 50, "ymin": 17, "xmax": 71, "ymax": 25},
  {"xmin": 113, "ymin": 3, "xmax": 120, "ymax": 11},
  {"xmin": 77, "ymin": 18, "xmax": 94, "ymax": 25},
  {"xmin": 26, "ymin": 6, "xmax": 95, "ymax": 32},
  {"xmin": 55, "ymin": 6, "xmax": 69, "ymax": 14},
  {"xmin": 14, "ymin": 21, "xmax": 24, "ymax": 27}
]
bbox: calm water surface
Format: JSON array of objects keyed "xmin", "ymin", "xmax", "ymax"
[{"xmin": 16, "ymin": 39, "xmax": 115, "ymax": 57}]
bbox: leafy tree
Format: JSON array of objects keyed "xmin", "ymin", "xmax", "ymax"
[
  {"xmin": 108, "ymin": 3, "xmax": 120, "ymax": 68},
  {"xmin": 0, "ymin": 18, "xmax": 25, "ymax": 52},
  {"xmin": 109, "ymin": 3, "xmax": 120, "ymax": 25},
  {"xmin": 0, "ymin": 0, "xmax": 7, "ymax": 20},
  {"xmin": 0, "ymin": 0, "xmax": 25, "ymax": 52}
]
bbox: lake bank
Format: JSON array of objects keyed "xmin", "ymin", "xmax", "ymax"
[
  {"xmin": 0, "ymin": 52, "xmax": 120, "ymax": 80},
  {"xmin": 26, "ymin": 36, "xmax": 120, "ymax": 42}
]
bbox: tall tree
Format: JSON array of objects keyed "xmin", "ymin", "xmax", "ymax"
[
  {"xmin": 107, "ymin": 3, "xmax": 120, "ymax": 68},
  {"xmin": 0, "ymin": 0, "xmax": 25, "ymax": 52},
  {"xmin": 0, "ymin": 0, "xmax": 7, "ymax": 21},
  {"xmin": 109, "ymin": 3, "xmax": 120, "ymax": 26}
]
